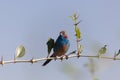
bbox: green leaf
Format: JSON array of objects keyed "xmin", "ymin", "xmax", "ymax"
[
  {"xmin": 114, "ymin": 49, "xmax": 120, "ymax": 57},
  {"xmin": 61, "ymin": 63, "xmax": 80, "ymax": 76},
  {"xmin": 75, "ymin": 26, "xmax": 81, "ymax": 39},
  {"xmin": 98, "ymin": 45, "xmax": 107, "ymax": 56},
  {"xmin": 94, "ymin": 78, "xmax": 99, "ymax": 80},
  {"xmin": 78, "ymin": 44, "xmax": 83, "ymax": 53},
  {"xmin": 73, "ymin": 12, "xmax": 78, "ymax": 20},
  {"xmin": 70, "ymin": 12, "xmax": 78, "ymax": 21},
  {"xmin": 15, "ymin": 45, "xmax": 25, "ymax": 58},
  {"xmin": 116, "ymin": 49, "xmax": 120, "ymax": 56},
  {"xmin": 69, "ymin": 16, "xmax": 76, "ymax": 21},
  {"xmin": 46, "ymin": 38, "xmax": 54, "ymax": 57}
]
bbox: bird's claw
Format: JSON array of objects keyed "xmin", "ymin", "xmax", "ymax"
[
  {"xmin": 60, "ymin": 57, "xmax": 63, "ymax": 61},
  {"xmin": 65, "ymin": 55, "xmax": 69, "ymax": 60},
  {"xmin": 54, "ymin": 56, "xmax": 57, "ymax": 61}
]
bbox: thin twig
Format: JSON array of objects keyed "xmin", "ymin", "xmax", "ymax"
[{"xmin": 0, "ymin": 53, "xmax": 120, "ymax": 65}]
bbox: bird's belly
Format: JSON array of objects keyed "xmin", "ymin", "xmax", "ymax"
[
  {"xmin": 56, "ymin": 51, "xmax": 66, "ymax": 56},
  {"xmin": 54, "ymin": 45, "xmax": 69, "ymax": 56}
]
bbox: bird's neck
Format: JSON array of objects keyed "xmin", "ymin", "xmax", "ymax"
[{"xmin": 64, "ymin": 35, "xmax": 68, "ymax": 39}]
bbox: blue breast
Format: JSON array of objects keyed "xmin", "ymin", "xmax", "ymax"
[{"xmin": 53, "ymin": 35, "xmax": 70, "ymax": 53}]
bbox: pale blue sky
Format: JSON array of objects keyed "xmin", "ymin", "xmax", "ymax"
[{"xmin": 0, "ymin": 0, "xmax": 120, "ymax": 80}]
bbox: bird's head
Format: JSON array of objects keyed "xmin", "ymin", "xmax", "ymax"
[{"xmin": 60, "ymin": 31, "xmax": 68, "ymax": 39}]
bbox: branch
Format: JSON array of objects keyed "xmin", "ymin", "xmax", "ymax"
[{"xmin": 0, "ymin": 52, "xmax": 120, "ymax": 65}]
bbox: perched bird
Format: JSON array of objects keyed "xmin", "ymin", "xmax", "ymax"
[{"xmin": 42, "ymin": 31, "xmax": 70, "ymax": 66}]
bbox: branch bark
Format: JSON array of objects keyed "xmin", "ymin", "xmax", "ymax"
[{"xmin": 0, "ymin": 53, "xmax": 120, "ymax": 65}]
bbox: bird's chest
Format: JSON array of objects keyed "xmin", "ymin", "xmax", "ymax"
[{"xmin": 54, "ymin": 44, "xmax": 68, "ymax": 56}]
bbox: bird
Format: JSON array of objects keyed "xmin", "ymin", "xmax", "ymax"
[{"xmin": 42, "ymin": 31, "xmax": 70, "ymax": 66}]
